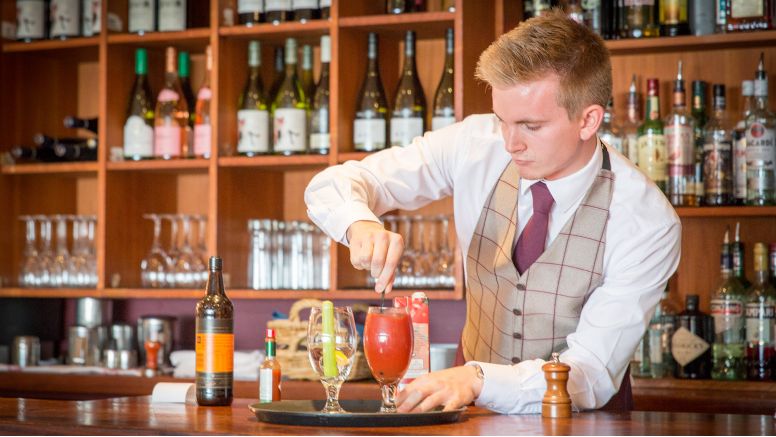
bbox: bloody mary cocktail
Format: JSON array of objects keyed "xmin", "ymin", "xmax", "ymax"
[{"xmin": 363, "ymin": 306, "xmax": 414, "ymax": 413}]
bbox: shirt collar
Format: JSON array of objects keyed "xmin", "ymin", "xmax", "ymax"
[{"xmin": 519, "ymin": 138, "xmax": 603, "ymax": 214}]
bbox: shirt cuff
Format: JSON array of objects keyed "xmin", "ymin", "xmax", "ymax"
[
  {"xmin": 321, "ymin": 201, "xmax": 382, "ymax": 246},
  {"xmin": 468, "ymin": 360, "xmax": 545, "ymax": 415}
]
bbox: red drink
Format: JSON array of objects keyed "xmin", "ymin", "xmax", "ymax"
[{"xmin": 364, "ymin": 309, "xmax": 414, "ymax": 383}]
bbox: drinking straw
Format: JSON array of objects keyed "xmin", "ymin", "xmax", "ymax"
[{"xmin": 321, "ymin": 300, "xmax": 338, "ymax": 378}]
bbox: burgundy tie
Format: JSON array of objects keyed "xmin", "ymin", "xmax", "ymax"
[{"xmin": 514, "ymin": 182, "xmax": 555, "ymax": 275}]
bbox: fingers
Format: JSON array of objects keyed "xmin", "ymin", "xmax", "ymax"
[
  {"xmin": 396, "ymin": 389, "xmax": 424, "ymax": 413},
  {"xmin": 370, "ymin": 232, "xmax": 389, "ymax": 278},
  {"xmin": 375, "ymin": 233, "xmax": 403, "ymax": 293}
]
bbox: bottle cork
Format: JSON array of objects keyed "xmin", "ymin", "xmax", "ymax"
[{"xmin": 542, "ymin": 352, "xmax": 572, "ymax": 418}]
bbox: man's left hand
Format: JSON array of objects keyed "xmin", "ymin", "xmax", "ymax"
[{"xmin": 395, "ymin": 365, "xmax": 484, "ymax": 413}]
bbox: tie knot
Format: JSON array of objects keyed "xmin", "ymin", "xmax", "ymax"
[{"xmin": 530, "ymin": 182, "xmax": 554, "ymax": 215}]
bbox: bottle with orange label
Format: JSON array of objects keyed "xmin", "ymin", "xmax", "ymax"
[
  {"xmin": 259, "ymin": 328, "xmax": 282, "ymax": 403},
  {"xmin": 195, "ymin": 256, "xmax": 234, "ymax": 406}
]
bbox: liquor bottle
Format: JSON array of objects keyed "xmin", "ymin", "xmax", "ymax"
[
  {"xmin": 623, "ymin": 75, "xmax": 641, "ymax": 164},
  {"xmin": 129, "ymin": 0, "xmax": 156, "ymax": 33},
  {"xmin": 321, "ymin": 0, "xmax": 331, "ymax": 19},
  {"xmin": 154, "ymin": 46, "xmax": 189, "ymax": 160},
  {"xmin": 599, "ymin": 97, "xmax": 624, "ymax": 154},
  {"xmin": 269, "ymin": 47, "xmax": 285, "ymax": 105},
  {"xmin": 52, "ymin": 138, "xmax": 98, "ymax": 161},
  {"xmin": 745, "ymin": 54, "xmax": 776, "ymax": 206},
  {"xmin": 703, "ymin": 84, "xmax": 734, "ymax": 206},
  {"xmin": 124, "ymin": 48, "xmax": 155, "ymax": 161},
  {"xmin": 63, "ymin": 116, "xmax": 98, "ymax": 135},
  {"xmin": 672, "ymin": 294, "xmax": 713, "ymax": 379},
  {"xmin": 731, "ymin": 222, "xmax": 752, "ymax": 289},
  {"xmin": 648, "ymin": 290, "xmax": 679, "ymax": 378},
  {"xmin": 666, "ymin": 60, "xmax": 696, "ymax": 206},
  {"xmin": 387, "ymin": 0, "xmax": 407, "ymax": 13},
  {"xmin": 710, "ymin": 229, "xmax": 747, "ymax": 380},
  {"xmin": 733, "ymin": 80, "xmax": 754, "ymax": 205},
  {"xmin": 583, "ymin": 0, "xmax": 602, "ymax": 34},
  {"xmin": 179, "ymin": 51, "xmax": 196, "ymax": 128},
  {"xmin": 259, "ymin": 328, "xmax": 282, "ymax": 403},
  {"xmin": 310, "ymin": 35, "xmax": 331, "ymax": 155},
  {"xmin": 300, "ymin": 45, "xmax": 315, "ymax": 106},
  {"xmin": 566, "ymin": 0, "xmax": 585, "ymax": 24},
  {"xmin": 238, "ymin": 40, "xmax": 270, "ymax": 156},
  {"xmin": 622, "ymin": 0, "xmax": 659, "ymax": 38},
  {"xmin": 50, "ymin": 0, "xmax": 81, "ymax": 39},
  {"xmin": 158, "ymin": 0, "xmax": 186, "ymax": 31},
  {"xmin": 771, "ymin": 243, "xmax": 776, "ymax": 288},
  {"xmin": 725, "ymin": 0, "xmax": 772, "ymax": 32},
  {"xmin": 638, "ymin": 78, "xmax": 667, "ymax": 193},
  {"xmin": 715, "ymin": 0, "xmax": 726, "ymax": 31},
  {"xmin": 691, "ymin": 80, "xmax": 707, "ymax": 206},
  {"xmin": 265, "ymin": 0, "xmax": 291, "ymax": 23},
  {"xmin": 272, "ymin": 38, "xmax": 308, "ymax": 155},
  {"xmin": 659, "ymin": 0, "xmax": 690, "ymax": 36},
  {"xmin": 631, "ymin": 332, "xmax": 652, "ymax": 378},
  {"xmin": 238, "ymin": 0, "xmax": 264, "ymax": 25},
  {"xmin": 193, "ymin": 45, "xmax": 213, "ymax": 159},
  {"xmin": 745, "ymin": 243, "xmax": 776, "ymax": 381},
  {"xmin": 354, "ymin": 33, "xmax": 389, "ymax": 152},
  {"xmin": 391, "ymin": 31, "xmax": 426, "ymax": 147},
  {"xmin": 689, "ymin": 0, "xmax": 715, "ymax": 35},
  {"xmin": 432, "ymin": 28, "xmax": 455, "ymax": 132},
  {"xmin": 195, "ymin": 256, "xmax": 234, "ymax": 406},
  {"xmin": 17, "ymin": 0, "xmax": 48, "ymax": 41},
  {"xmin": 293, "ymin": 0, "xmax": 319, "ymax": 21}
]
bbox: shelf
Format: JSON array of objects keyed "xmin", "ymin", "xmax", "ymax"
[
  {"xmin": 606, "ymin": 29, "xmax": 776, "ymax": 54},
  {"xmin": 107, "ymin": 29, "xmax": 211, "ymax": 49},
  {"xmin": 2, "ymin": 37, "xmax": 99, "ymax": 53},
  {"xmin": 675, "ymin": 206, "xmax": 776, "ymax": 218},
  {"xmin": 337, "ymin": 151, "xmax": 374, "ymax": 163},
  {"xmin": 0, "ymin": 288, "xmax": 99, "ymax": 298},
  {"xmin": 106, "ymin": 159, "xmax": 210, "ymax": 173},
  {"xmin": 219, "ymin": 20, "xmax": 331, "ymax": 42},
  {"xmin": 339, "ymin": 11, "xmax": 455, "ymax": 37},
  {"xmin": 218, "ymin": 155, "xmax": 329, "ymax": 170},
  {"xmin": 0, "ymin": 162, "xmax": 98, "ymax": 175}
]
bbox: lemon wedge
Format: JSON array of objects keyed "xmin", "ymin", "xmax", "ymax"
[{"xmin": 335, "ymin": 350, "xmax": 349, "ymax": 367}]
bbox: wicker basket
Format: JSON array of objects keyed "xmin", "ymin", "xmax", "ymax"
[{"xmin": 268, "ymin": 299, "xmax": 372, "ymax": 381}]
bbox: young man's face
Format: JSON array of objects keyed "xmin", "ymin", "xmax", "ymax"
[{"xmin": 492, "ymin": 74, "xmax": 597, "ymax": 181}]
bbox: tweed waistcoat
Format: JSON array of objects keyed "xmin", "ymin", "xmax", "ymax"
[{"xmin": 461, "ymin": 145, "xmax": 614, "ymax": 365}]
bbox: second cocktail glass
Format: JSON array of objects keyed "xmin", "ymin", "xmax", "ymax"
[{"xmin": 363, "ymin": 306, "xmax": 414, "ymax": 413}]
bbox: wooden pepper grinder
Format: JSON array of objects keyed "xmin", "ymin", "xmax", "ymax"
[{"xmin": 542, "ymin": 352, "xmax": 571, "ymax": 418}]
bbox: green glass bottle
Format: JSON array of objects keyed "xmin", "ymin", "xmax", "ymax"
[
  {"xmin": 309, "ymin": 35, "xmax": 331, "ymax": 155},
  {"xmin": 272, "ymin": 38, "xmax": 308, "ymax": 155},
  {"xmin": 237, "ymin": 40, "xmax": 270, "ymax": 156},
  {"xmin": 638, "ymin": 78, "xmax": 667, "ymax": 193},
  {"xmin": 123, "ymin": 48, "xmax": 155, "ymax": 160},
  {"xmin": 691, "ymin": 80, "xmax": 708, "ymax": 206},
  {"xmin": 353, "ymin": 32, "xmax": 389, "ymax": 152},
  {"xmin": 300, "ymin": 44, "xmax": 315, "ymax": 106},
  {"xmin": 431, "ymin": 28, "xmax": 455, "ymax": 132},
  {"xmin": 390, "ymin": 30, "xmax": 426, "ymax": 147}
]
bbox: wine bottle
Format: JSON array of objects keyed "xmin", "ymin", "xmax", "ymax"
[
  {"xmin": 391, "ymin": 31, "xmax": 426, "ymax": 147},
  {"xmin": 238, "ymin": 40, "xmax": 270, "ymax": 156},
  {"xmin": 272, "ymin": 38, "xmax": 308, "ymax": 155},
  {"xmin": 386, "ymin": 0, "xmax": 407, "ymax": 14},
  {"xmin": 691, "ymin": 80, "xmax": 707, "ymax": 206},
  {"xmin": 11, "ymin": 144, "xmax": 58, "ymax": 163},
  {"xmin": 258, "ymin": 328, "xmax": 282, "ymax": 403},
  {"xmin": 354, "ymin": 32, "xmax": 389, "ymax": 152},
  {"xmin": 265, "ymin": 0, "xmax": 291, "ymax": 23},
  {"xmin": 310, "ymin": 35, "xmax": 330, "ymax": 155},
  {"xmin": 672, "ymin": 294, "xmax": 713, "ymax": 379},
  {"xmin": 637, "ymin": 78, "xmax": 667, "ymax": 193},
  {"xmin": 63, "ymin": 116, "xmax": 98, "ymax": 134},
  {"xmin": 195, "ymin": 256, "xmax": 234, "ymax": 407},
  {"xmin": 320, "ymin": 0, "xmax": 331, "ymax": 19},
  {"xmin": 129, "ymin": 0, "xmax": 156, "ymax": 33},
  {"xmin": 659, "ymin": 0, "xmax": 691, "ymax": 36},
  {"xmin": 193, "ymin": 45, "xmax": 213, "ymax": 159},
  {"xmin": 53, "ymin": 138, "xmax": 98, "ymax": 161},
  {"xmin": 49, "ymin": 0, "xmax": 80, "ymax": 40},
  {"xmin": 16, "ymin": 0, "xmax": 47, "ymax": 41},
  {"xmin": 293, "ymin": 0, "xmax": 319, "ymax": 22},
  {"xmin": 124, "ymin": 48, "xmax": 156, "ymax": 161},
  {"xmin": 238, "ymin": 0, "xmax": 264, "ymax": 25},
  {"xmin": 745, "ymin": 242, "xmax": 776, "ymax": 381},
  {"xmin": 300, "ymin": 44, "xmax": 315, "ymax": 106},
  {"xmin": 158, "ymin": 0, "xmax": 186, "ymax": 31},
  {"xmin": 431, "ymin": 28, "xmax": 455, "ymax": 132},
  {"xmin": 268, "ymin": 46, "xmax": 285, "ymax": 105},
  {"xmin": 154, "ymin": 46, "xmax": 189, "ymax": 159},
  {"xmin": 179, "ymin": 51, "xmax": 196, "ymax": 128}
]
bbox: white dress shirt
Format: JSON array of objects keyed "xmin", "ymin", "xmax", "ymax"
[{"xmin": 305, "ymin": 114, "xmax": 682, "ymax": 414}]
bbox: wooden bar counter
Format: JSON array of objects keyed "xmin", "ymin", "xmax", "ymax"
[{"xmin": 0, "ymin": 396, "xmax": 773, "ymax": 436}]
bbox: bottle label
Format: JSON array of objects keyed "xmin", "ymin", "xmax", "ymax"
[
  {"xmin": 600, "ymin": 133, "xmax": 623, "ymax": 154},
  {"xmin": 626, "ymin": 132, "xmax": 639, "ymax": 164},
  {"xmin": 193, "ymin": 124, "xmax": 212, "ymax": 157},
  {"xmin": 158, "ymin": 0, "xmax": 186, "ymax": 31},
  {"xmin": 293, "ymin": 0, "xmax": 318, "ymax": 9},
  {"xmin": 703, "ymin": 139, "xmax": 733, "ymax": 196},
  {"xmin": 273, "ymin": 108, "xmax": 307, "ymax": 153},
  {"xmin": 660, "ymin": 0, "xmax": 682, "ymax": 25},
  {"xmin": 710, "ymin": 298, "xmax": 744, "ymax": 339},
  {"xmin": 390, "ymin": 117, "xmax": 424, "ymax": 147},
  {"xmin": 754, "ymin": 80, "xmax": 768, "ymax": 97},
  {"xmin": 745, "ymin": 303, "xmax": 775, "ymax": 343},
  {"xmin": 320, "ymin": 0, "xmax": 331, "ymax": 6},
  {"xmin": 195, "ymin": 318, "xmax": 234, "ymax": 392},
  {"xmin": 666, "ymin": 125, "xmax": 694, "ymax": 168},
  {"xmin": 259, "ymin": 367, "xmax": 274, "ymax": 402},
  {"xmin": 734, "ymin": 133, "xmax": 747, "ymax": 199},
  {"xmin": 90, "ymin": 0, "xmax": 102, "ymax": 33},
  {"xmin": 124, "ymin": 115, "xmax": 154, "ymax": 158},
  {"xmin": 154, "ymin": 125, "xmax": 182, "ymax": 157},
  {"xmin": 238, "ymin": 109, "xmax": 270, "ymax": 154},
  {"xmin": 637, "ymin": 133, "xmax": 668, "ymax": 182},
  {"xmin": 158, "ymin": 89, "xmax": 179, "ymax": 103},
  {"xmin": 310, "ymin": 108, "xmax": 329, "ymax": 139},
  {"xmin": 354, "ymin": 118, "xmax": 386, "ymax": 151},
  {"xmin": 265, "ymin": 0, "xmax": 291, "ymax": 12},
  {"xmin": 17, "ymin": 0, "xmax": 46, "ymax": 39},
  {"xmin": 50, "ymin": 0, "xmax": 81, "ymax": 38},
  {"xmin": 671, "ymin": 326, "xmax": 710, "ymax": 367},
  {"xmin": 129, "ymin": 0, "xmax": 156, "ymax": 32},
  {"xmin": 198, "ymin": 87, "xmax": 213, "ymax": 101},
  {"xmin": 648, "ymin": 329, "xmax": 663, "ymax": 364},
  {"xmin": 745, "ymin": 123, "xmax": 776, "ymax": 170},
  {"xmin": 81, "ymin": 0, "xmax": 93, "ymax": 36},
  {"xmin": 310, "ymin": 133, "xmax": 330, "ymax": 152},
  {"xmin": 432, "ymin": 116, "xmax": 456, "ymax": 132},
  {"xmin": 238, "ymin": 0, "xmax": 265, "ymax": 13},
  {"xmin": 731, "ymin": 0, "xmax": 764, "ymax": 18},
  {"xmin": 624, "ymin": 0, "xmax": 655, "ymax": 5}
]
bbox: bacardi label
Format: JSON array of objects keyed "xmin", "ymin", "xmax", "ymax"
[
  {"xmin": 746, "ymin": 122, "xmax": 776, "ymax": 170},
  {"xmin": 671, "ymin": 326, "xmax": 710, "ymax": 367}
]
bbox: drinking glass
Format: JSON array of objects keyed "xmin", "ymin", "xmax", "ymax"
[
  {"xmin": 141, "ymin": 214, "xmax": 168, "ymax": 288},
  {"xmin": 18, "ymin": 215, "xmax": 38, "ymax": 288},
  {"xmin": 412, "ymin": 216, "xmax": 434, "ymax": 288},
  {"xmin": 363, "ymin": 306, "xmax": 414, "ymax": 413},
  {"xmin": 397, "ymin": 216, "xmax": 414, "ymax": 288},
  {"xmin": 51, "ymin": 215, "xmax": 70, "ymax": 287},
  {"xmin": 86, "ymin": 216, "xmax": 98, "ymax": 287},
  {"xmin": 195, "ymin": 215, "xmax": 209, "ymax": 284},
  {"xmin": 160, "ymin": 214, "xmax": 180, "ymax": 287},
  {"xmin": 36, "ymin": 215, "xmax": 55, "ymax": 287},
  {"xmin": 436, "ymin": 215, "xmax": 455, "ymax": 288},
  {"xmin": 307, "ymin": 305, "xmax": 358, "ymax": 414},
  {"xmin": 67, "ymin": 216, "xmax": 89, "ymax": 287},
  {"xmin": 173, "ymin": 215, "xmax": 202, "ymax": 288}
]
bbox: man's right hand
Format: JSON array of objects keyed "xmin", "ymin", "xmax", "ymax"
[{"xmin": 346, "ymin": 220, "xmax": 404, "ymax": 294}]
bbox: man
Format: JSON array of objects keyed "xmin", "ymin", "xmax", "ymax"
[{"xmin": 304, "ymin": 10, "xmax": 680, "ymax": 414}]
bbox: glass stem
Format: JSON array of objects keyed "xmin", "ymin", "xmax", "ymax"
[{"xmin": 380, "ymin": 383, "xmax": 398, "ymax": 412}]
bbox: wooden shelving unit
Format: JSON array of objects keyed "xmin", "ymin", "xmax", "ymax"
[
  {"xmin": 0, "ymin": 162, "xmax": 99, "ymax": 175},
  {"xmin": 2, "ymin": 37, "xmax": 99, "ymax": 53}
]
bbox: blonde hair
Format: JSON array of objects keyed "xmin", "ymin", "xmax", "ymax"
[{"xmin": 475, "ymin": 9, "xmax": 612, "ymax": 119}]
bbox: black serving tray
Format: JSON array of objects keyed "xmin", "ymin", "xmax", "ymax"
[{"xmin": 249, "ymin": 400, "xmax": 465, "ymax": 427}]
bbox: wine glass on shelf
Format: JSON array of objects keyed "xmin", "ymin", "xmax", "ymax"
[
  {"xmin": 307, "ymin": 304, "xmax": 358, "ymax": 414},
  {"xmin": 35, "ymin": 215, "xmax": 55, "ymax": 288},
  {"xmin": 85, "ymin": 216, "xmax": 98, "ymax": 288},
  {"xmin": 50, "ymin": 215, "xmax": 70, "ymax": 288},
  {"xmin": 195, "ymin": 215, "xmax": 209, "ymax": 285},
  {"xmin": 141, "ymin": 214, "xmax": 168, "ymax": 288},
  {"xmin": 397, "ymin": 216, "xmax": 414, "ymax": 289},
  {"xmin": 363, "ymin": 306, "xmax": 414, "ymax": 413},
  {"xmin": 173, "ymin": 215, "xmax": 202, "ymax": 288},
  {"xmin": 412, "ymin": 215, "xmax": 434, "ymax": 288},
  {"xmin": 67, "ymin": 216, "xmax": 87, "ymax": 287},
  {"xmin": 436, "ymin": 214, "xmax": 455, "ymax": 288},
  {"xmin": 18, "ymin": 215, "xmax": 38, "ymax": 288},
  {"xmin": 160, "ymin": 214, "xmax": 180, "ymax": 287}
]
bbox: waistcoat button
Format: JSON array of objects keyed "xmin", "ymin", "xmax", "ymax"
[
  {"xmin": 516, "ymin": 284, "xmax": 526, "ymax": 291},
  {"xmin": 513, "ymin": 332, "xmax": 522, "ymax": 339},
  {"xmin": 512, "ymin": 357, "xmax": 521, "ymax": 364},
  {"xmin": 513, "ymin": 308, "xmax": 522, "ymax": 316}
]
